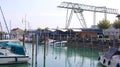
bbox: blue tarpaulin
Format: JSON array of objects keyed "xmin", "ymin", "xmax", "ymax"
[{"xmin": 0, "ymin": 42, "xmax": 25, "ymax": 55}]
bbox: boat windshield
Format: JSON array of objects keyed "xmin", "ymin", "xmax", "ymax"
[{"xmin": 0, "ymin": 52, "xmax": 4, "ymax": 55}]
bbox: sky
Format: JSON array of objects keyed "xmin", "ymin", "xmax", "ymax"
[{"xmin": 0, "ymin": 0, "xmax": 120, "ymax": 32}]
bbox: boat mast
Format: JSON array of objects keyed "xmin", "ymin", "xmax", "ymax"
[{"xmin": 0, "ymin": 6, "xmax": 10, "ymax": 35}]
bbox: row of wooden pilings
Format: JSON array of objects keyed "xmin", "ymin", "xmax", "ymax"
[
  {"xmin": 21, "ymin": 33, "xmax": 119, "ymax": 67},
  {"xmin": 22, "ymin": 33, "xmax": 47, "ymax": 67}
]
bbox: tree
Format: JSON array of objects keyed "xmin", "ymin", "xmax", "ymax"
[
  {"xmin": 97, "ymin": 19, "xmax": 111, "ymax": 29},
  {"xmin": 113, "ymin": 20, "xmax": 120, "ymax": 29},
  {"xmin": 37, "ymin": 27, "xmax": 42, "ymax": 31},
  {"xmin": 44, "ymin": 27, "xmax": 49, "ymax": 30}
]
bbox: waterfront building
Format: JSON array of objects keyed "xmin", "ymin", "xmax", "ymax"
[
  {"xmin": 10, "ymin": 28, "xmax": 24, "ymax": 39},
  {"xmin": 103, "ymin": 26, "xmax": 120, "ymax": 40}
]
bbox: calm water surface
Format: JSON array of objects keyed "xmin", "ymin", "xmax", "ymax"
[{"xmin": 0, "ymin": 43, "xmax": 104, "ymax": 67}]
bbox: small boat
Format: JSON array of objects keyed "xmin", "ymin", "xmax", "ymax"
[
  {"xmin": 43, "ymin": 38, "xmax": 67, "ymax": 47},
  {"xmin": 98, "ymin": 47, "xmax": 120, "ymax": 67},
  {"xmin": 19, "ymin": 37, "xmax": 32, "ymax": 43},
  {"xmin": 53, "ymin": 40, "xmax": 67, "ymax": 47},
  {"xmin": 0, "ymin": 40, "xmax": 30, "ymax": 64},
  {"xmin": 46, "ymin": 39, "xmax": 56, "ymax": 45}
]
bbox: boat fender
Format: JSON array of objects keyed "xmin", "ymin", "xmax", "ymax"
[
  {"xmin": 103, "ymin": 59, "xmax": 106, "ymax": 64},
  {"xmin": 108, "ymin": 61, "xmax": 111, "ymax": 65},
  {"xmin": 116, "ymin": 63, "xmax": 120, "ymax": 67},
  {"xmin": 98, "ymin": 56, "xmax": 100, "ymax": 61}
]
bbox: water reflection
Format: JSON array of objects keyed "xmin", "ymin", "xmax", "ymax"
[
  {"xmin": 0, "ymin": 63, "xmax": 30, "ymax": 67},
  {"xmin": 38, "ymin": 45, "xmax": 101, "ymax": 67},
  {"xmin": 65, "ymin": 47, "xmax": 99, "ymax": 67},
  {"xmin": 0, "ymin": 44, "xmax": 103, "ymax": 67}
]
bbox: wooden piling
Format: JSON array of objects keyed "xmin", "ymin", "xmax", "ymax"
[
  {"xmin": 23, "ymin": 34, "xmax": 25, "ymax": 47},
  {"xmin": 35, "ymin": 34, "xmax": 38, "ymax": 65},
  {"xmin": 43, "ymin": 34, "xmax": 46, "ymax": 67},
  {"xmin": 32, "ymin": 34, "xmax": 35, "ymax": 67}
]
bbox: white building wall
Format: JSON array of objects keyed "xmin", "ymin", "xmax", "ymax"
[{"xmin": 103, "ymin": 28, "xmax": 120, "ymax": 39}]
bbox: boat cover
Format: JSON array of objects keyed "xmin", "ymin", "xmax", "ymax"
[
  {"xmin": 104, "ymin": 47, "xmax": 118, "ymax": 59},
  {"xmin": 0, "ymin": 42, "xmax": 25, "ymax": 55}
]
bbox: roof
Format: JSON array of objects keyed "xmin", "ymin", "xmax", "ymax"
[{"xmin": 11, "ymin": 28, "xmax": 23, "ymax": 31}]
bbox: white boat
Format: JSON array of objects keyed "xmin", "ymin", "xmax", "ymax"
[
  {"xmin": 53, "ymin": 40, "xmax": 67, "ymax": 47},
  {"xmin": 46, "ymin": 39, "xmax": 56, "ymax": 45},
  {"xmin": 98, "ymin": 47, "xmax": 120, "ymax": 67},
  {"xmin": 19, "ymin": 37, "xmax": 32, "ymax": 43},
  {"xmin": 0, "ymin": 40, "xmax": 30, "ymax": 64},
  {"xmin": 45, "ymin": 38, "xmax": 67, "ymax": 47}
]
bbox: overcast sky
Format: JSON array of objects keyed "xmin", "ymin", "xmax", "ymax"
[{"xmin": 0, "ymin": 0, "xmax": 120, "ymax": 32}]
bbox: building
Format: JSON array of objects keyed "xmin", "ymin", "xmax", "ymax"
[
  {"xmin": 78, "ymin": 32, "xmax": 98, "ymax": 38},
  {"xmin": 103, "ymin": 26, "xmax": 120, "ymax": 40},
  {"xmin": 10, "ymin": 28, "xmax": 24, "ymax": 39}
]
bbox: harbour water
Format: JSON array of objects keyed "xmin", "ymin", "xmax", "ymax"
[{"xmin": 0, "ymin": 43, "xmax": 104, "ymax": 67}]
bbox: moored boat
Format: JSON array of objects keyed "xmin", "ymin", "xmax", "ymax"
[
  {"xmin": 53, "ymin": 40, "xmax": 67, "ymax": 47},
  {"xmin": 0, "ymin": 40, "xmax": 30, "ymax": 64},
  {"xmin": 98, "ymin": 47, "xmax": 120, "ymax": 67}
]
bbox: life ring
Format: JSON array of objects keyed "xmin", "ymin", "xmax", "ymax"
[
  {"xmin": 103, "ymin": 59, "xmax": 106, "ymax": 64},
  {"xmin": 98, "ymin": 56, "xmax": 100, "ymax": 61},
  {"xmin": 108, "ymin": 60, "xmax": 111, "ymax": 65},
  {"xmin": 116, "ymin": 63, "xmax": 120, "ymax": 67}
]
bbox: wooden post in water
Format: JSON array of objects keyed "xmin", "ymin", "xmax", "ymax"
[
  {"xmin": 53, "ymin": 34, "xmax": 55, "ymax": 46},
  {"xmin": 60, "ymin": 34, "xmax": 62, "ymax": 46},
  {"xmin": 22, "ymin": 34, "xmax": 27, "ymax": 55},
  {"xmin": 91, "ymin": 35, "xmax": 93, "ymax": 45},
  {"xmin": 35, "ymin": 33, "xmax": 38, "ymax": 65},
  {"xmin": 83, "ymin": 36, "xmax": 84, "ymax": 43},
  {"xmin": 75, "ymin": 34, "xmax": 77, "ymax": 46},
  {"xmin": 23, "ymin": 34, "xmax": 25, "ymax": 47},
  {"xmin": 43, "ymin": 34, "xmax": 46, "ymax": 67},
  {"xmin": 32, "ymin": 34, "xmax": 35, "ymax": 67}
]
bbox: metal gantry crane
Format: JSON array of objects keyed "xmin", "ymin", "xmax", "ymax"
[{"xmin": 57, "ymin": 2, "xmax": 119, "ymax": 29}]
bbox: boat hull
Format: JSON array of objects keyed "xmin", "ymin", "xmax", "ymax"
[
  {"xmin": 0, "ymin": 56, "xmax": 30, "ymax": 64},
  {"xmin": 98, "ymin": 55, "xmax": 120, "ymax": 67}
]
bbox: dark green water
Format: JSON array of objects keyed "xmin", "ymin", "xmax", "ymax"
[{"xmin": 0, "ymin": 43, "xmax": 104, "ymax": 67}]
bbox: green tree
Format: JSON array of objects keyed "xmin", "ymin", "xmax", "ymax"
[
  {"xmin": 37, "ymin": 27, "xmax": 42, "ymax": 31},
  {"xmin": 113, "ymin": 20, "xmax": 120, "ymax": 29},
  {"xmin": 44, "ymin": 27, "xmax": 49, "ymax": 30},
  {"xmin": 97, "ymin": 19, "xmax": 111, "ymax": 29}
]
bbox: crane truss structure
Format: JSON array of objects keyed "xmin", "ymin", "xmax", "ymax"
[{"xmin": 57, "ymin": 2, "xmax": 119, "ymax": 29}]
